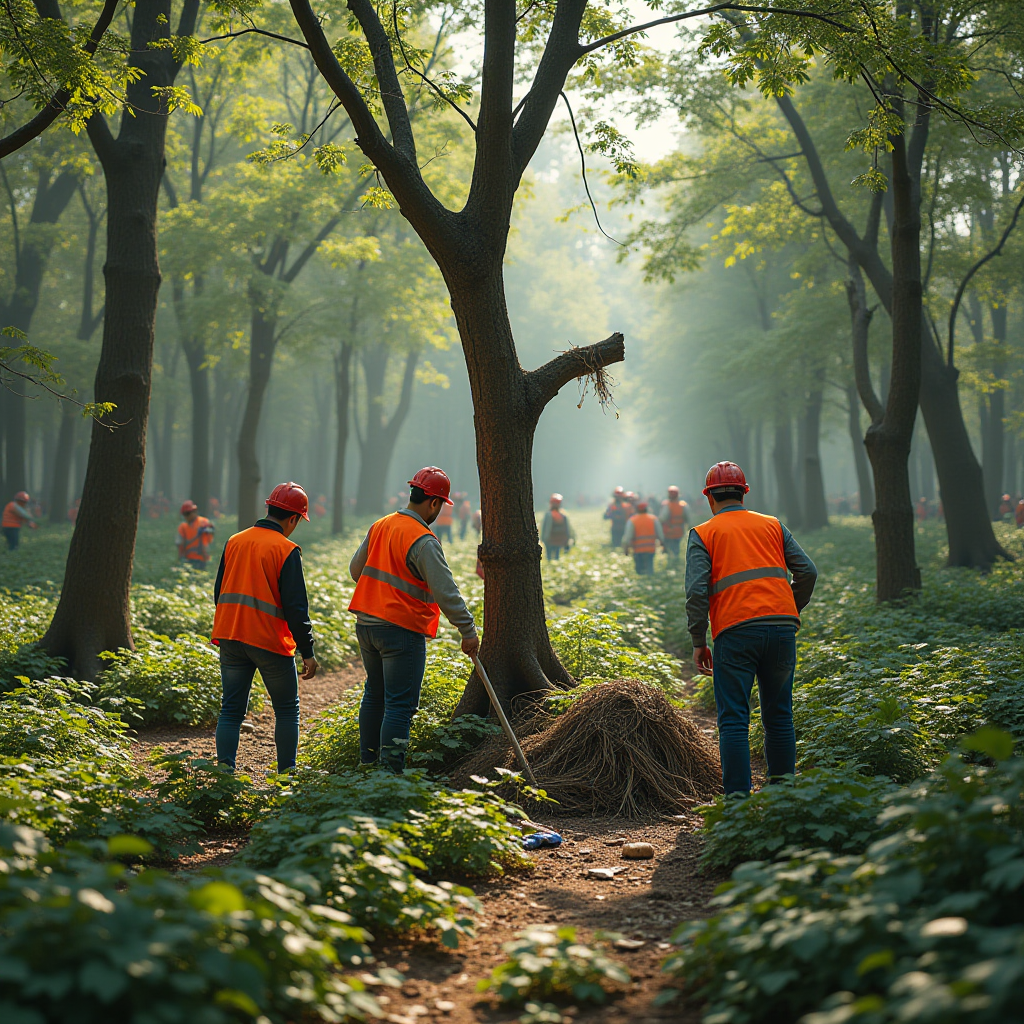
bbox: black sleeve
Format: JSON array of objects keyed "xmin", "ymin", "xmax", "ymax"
[
  {"xmin": 278, "ymin": 547, "xmax": 314, "ymax": 659},
  {"xmin": 214, "ymin": 550, "xmax": 226, "ymax": 604}
]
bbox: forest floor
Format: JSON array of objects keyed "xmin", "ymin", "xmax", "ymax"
[{"xmin": 129, "ymin": 662, "xmax": 719, "ymax": 1024}]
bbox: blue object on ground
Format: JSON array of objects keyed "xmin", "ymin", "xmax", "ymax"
[{"xmin": 522, "ymin": 831, "xmax": 562, "ymax": 850}]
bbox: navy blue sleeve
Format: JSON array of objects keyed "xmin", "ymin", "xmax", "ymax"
[
  {"xmin": 781, "ymin": 524, "xmax": 817, "ymax": 611},
  {"xmin": 278, "ymin": 547, "xmax": 314, "ymax": 659},
  {"xmin": 214, "ymin": 550, "xmax": 226, "ymax": 604},
  {"xmin": 684, "ymin": 529, "xmax": 712, "ymax": 648}
]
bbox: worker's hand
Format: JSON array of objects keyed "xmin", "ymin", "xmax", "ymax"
[
  {"xmin": 693, "ymin": 645, "xmax": 714, "ymax": 676},
  {"xmin": 301, "ymin": 656, "xmax": 319, "ymax": 680},
  {"xmin": 461, "ymin": 634, "xmax": 480, "ymax": 659}
]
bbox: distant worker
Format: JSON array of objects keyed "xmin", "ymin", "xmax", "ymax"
[
  {"xmin": 212, "ymin": 482, "xmax": 318, "ymax": 774},
  {"xmin": 604, "ymin": 486, "xmax": 630, "ymax": 547},
  {"xmin": 1000, "ymin": 493, "xmax": 1013, "ymax": 521},
  {"xmin": 68, "ymin": 497, "xmax": 81, "ymax": 526},
  {"xmin": 916, "ymin": 497, "xmax": 928, "ymax": 523},
  {"xmin": 433, "ymin": 488, "xmax": 454, "ymax": 543},
  {"xmin": 457, "ymin": 493, "xmax": 472, "ymax": 540},
  {"xmin": 209, "ymin": 496, "xmax": 222, "ymax": 519},
  {"xmin": 1017, "ymin": 499, "xmax": 1024, "ymax": 529},
  {"xmin": 2, "ymin": 491, "xmax": 36, "ymax": 551},
  {"xmin": 623, "ymin": 500, "xmax": 664, "ymax": 575},
  {"xmin": 472, "ymin": 507, "xmax": 482, "ymax": 539},
  {"xmin": 177, "ymin": 500, "xmax": 215, "ymax": 567},
  {"xmin": 685, "ymin": 461, "xmax": 817, "ymax": 796},
  {"xmin": 349, "ymin": 466, "xmax": 479, "ymax": 771},
  {"xmin": 313, "ymin": 494, "xmax": 327, "ymax": 518},
  {"xmin": 541, "ymin": 493, "xmax": 575, "ymax": 561},
  {"xmin": 660, "ymin": 485, "xmax": 688, "ymax": 558}
]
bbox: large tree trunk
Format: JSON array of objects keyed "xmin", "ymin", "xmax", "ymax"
[
  {"xmin": 236, "ymin": 304, "xmax": 277, "ymax": 526},
  {"xmin": 802, "ymin": 378, "xmax": 828, "ymax": 529},
  {"xmin": 0, "ymin": 167, "xmax": 80, "ymax": 493},
  {"xmin": 48, "ymin": 405, "xmax": 76, "ymax": 523},
  {"xmin": 772, "ymin": 416, "xmax": 802, "ymax": 527},
  {"xmin": 332, "ymin": 340, "xmax": 354, "ymax": 535},
  {"xmin": 41, "ymin": 0, "xmax": 197, "ymax": 678},
  {"xmin": 355, "ymin": 346, "xmax": 418, "ymax": 515},
  {"xmin": 846, "ymin": 381, "xmax": 874, "ymax": 515}
]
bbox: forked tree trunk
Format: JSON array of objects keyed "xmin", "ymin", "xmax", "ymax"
[
  {"xmin": 332, "ymin": 340, "xmax": 354, "ymax": 535},
  {"xmin": 846, "ymin": 382, "xmax": 874, "ymax": 515},
  {"xmin": 802, "ymin": 380, "xmax": 828, "ymax": 529},
  {"xmin": 41, "ymin": 0, "xmax": 198, "ymax": 678},
  {"xmin": 236, "ymin": 305, "xmax": 277, "ymax": 526}
]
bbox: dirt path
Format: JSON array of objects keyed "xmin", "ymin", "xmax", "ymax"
[{"xmin": 130, "ymin": 667, "xmax": 718, "ymax": 1021}]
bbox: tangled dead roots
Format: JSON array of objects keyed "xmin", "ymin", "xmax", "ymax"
[{"xmin": 460, "ymin": 679, "xmax": 721, "ymax": 818}]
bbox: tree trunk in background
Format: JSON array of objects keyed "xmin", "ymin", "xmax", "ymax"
[
  {"xmin": 752, "ymin": 422, "xmax": 763, "ymax": 501},
  {"xmin": 772, "ymin": 417, "xmax": 802, "ymax": 528},
  {"xmin": 802, "ymin": 379, "xmax": 828, "ymax": 529},
  {"xmin": 172, "ymin": 274, "xmax": 210, "ymax": 513},
  {"xmin": 42, "ymin": 0, "xmax": 199, "ymax": 678},
  {"xmin": 236, "ymin": 304, "xmax": 278, "ymax": 526},
  {"xmin": 1005, "ymin": 428, "xmax": 1017, "ymax": 499},
  {"xmin": 332, "ymin": 340, "xmax": 354, "ymax": 535},
  {"xmin": 0, "ymin": 167, "xmax": 80, "ymax": 493},
  {"xmin": 48, "ymin": 405, "xmax": 76, "ymax": 523},
  {"xmin": 846, "ymin": 382, "xmax": 874, "ymax": 514},
  {"xmin": 982, "ymin": 302, "xmax": 1008, "ymax": 518},
  {"xmin": 919, "ymin": 426, "xmax": 935, "ymax": 501},
  {"xmin": 210, "ymin": 365, "xmax": 239, "ymax": 506}
]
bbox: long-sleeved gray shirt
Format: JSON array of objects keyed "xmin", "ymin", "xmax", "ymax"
[
  {"xmin": 540, "ymin": 510, "xmax": 576, "ymax": 546},
  {"xmin": 622, "ymin": 514, "xmax": 665, "ymax": 547},
  {"xmin": 684, "ymin": 505, "xmax": 817, "ymax": 647},
  {"xmin": 349, "ymin": 508, "xmax": 477, "ymax": 638}
]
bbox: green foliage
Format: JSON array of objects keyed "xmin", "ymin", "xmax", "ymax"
[
  {"xmin": 0, "ymin": 590, "xmax": 61, "ymax": 688},
  {"xmin": 663, "ymin": 735, "xmax": 1024, "ymax": 1023},
  {"xmin": 0, "ymin": 826, "xmax": 385, "ymax": 1024},
  {"xmin": 97, "ymin": 632, "xmax": 261, "ymax": 728},
  {"xmin": 130, "ymin": 576, "xmax": 215, "ymax": 638},
  {"xmin": 698, "ymin": 769, "xmax": 898, "ymax": 871},
  {"xmin": 479, "ymin": 926, "xmax": 631, "ymax": 1005},
  {"xmin": 148, "ymin": 751, "xmax": 266, "ymax": 829}
]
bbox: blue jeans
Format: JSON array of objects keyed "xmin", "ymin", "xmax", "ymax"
[
  {"xmin": 634, "ymin": 552, "xmax": 655, "ymax": 575},
  {"xmin": 712, "ymin": 623, "xmax": 797, "ymax": 795},
  {"xmin": 357, "ymin": 622, "xmax": 427, "ymax": 772},
  {"xmin": 545, "ymin": 544, "xmax": 562, "ymax": 561},
  {"xmin": 216, "ymin": 639, "xmax": 300, "ymax": 771},
  {"xmin": 4, "ymin": 527, "xmax": 20, "ymax": 551}
]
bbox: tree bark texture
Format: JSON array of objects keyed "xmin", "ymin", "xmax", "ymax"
[
  {"xmin": 846, "ymin": 382, "xmax": 874, "ymax": 514},
  {"xmin": 332, "ymin": 340, "xmax": 354, "ymax": 535},
  {"xmin": 355, "ymin": 346, "xmax": 419, "ymax": 515},
  {"xmin": 42, "ymin": 0, "xmax": 199, "ymax": 678},
  {"xmin": 236, "ymin": 303, "xmax": 277, "ymax": 526},
  {"xmin": 802, "ymin": 379, "xmax": 828, "ymax": 530}
]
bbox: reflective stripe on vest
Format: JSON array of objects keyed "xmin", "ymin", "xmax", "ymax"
[
  {"xmin": 212, "ymin": 525, "xmax": 299, "ymax": 656},
  {"xmin": 630, "ymin": 513, "xmax": 658, "ymax": 553},
  {"xmin": 662, "ymin": 500, "xmax": 686, "ymax": 539},
  {"xmin": 693, "ymin": 509, "xmax": 798, "ymax": 639},
  {"xmin": 348, "ymin": 512, "xmax": 441, "ymax": 637}
]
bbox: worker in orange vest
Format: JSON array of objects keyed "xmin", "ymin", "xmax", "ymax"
[
  {"xmin": 622, "ymin": 500, "xmax": 664, "ymax": 575},
  {"xmin": 603, "ymin": 486, "xmax": 630, "ymax": 547},
  {"xmin": 211, "ymin": 482, "xmax": 318, "ymax": 772},
  {"xmin": 348, "ymin": 466, "xmax": 479, "ymax": 771},
  {"xmin": 457, "ymin": 493, "xmax": 472, "ymax": 539},
  {"xmin": 1016, "ymin": 499, "xmax": 1024, "ymax": 529},
  {"xmin": 660, "ymin": 485, "xmax": 688, "ymax": 558},
  {"xmin": 313, "ymin": 494, "xmax": 328, "ymax": 518},
  {"xmin": 2, "ymin": 491, "xmax": 36, "ymax": 551},
  {"xmin": 433, "ymin": 486, "xmax": 455, "ymax": 544},
  {"xmin": 540, "ymin": 493, "xmax": 575, "ymax": 560},
  {"xmin": 177, "ymin": 500, "xmax": 215, "ymax": 567},
  {"xmin": 685, "ymin": 461, "xmax": 817, "ymax": 795}
]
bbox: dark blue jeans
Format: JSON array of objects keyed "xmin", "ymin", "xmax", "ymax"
[
  {"xmin": 216, "ymin": 639, "xmax": 300, "ymax": 772},
  {"xmin": 4, "ymin": 527, "xmax": 20, "ymax": 551},
  {"xmin": 357, "ymin": 622, "xmax": 427, "ymax": 772},
  {"xmin": 634, "ymin": 552, "xmax": 655, "ymax": 575},
  {"xmin": 664, "ymin": 537, "xmax": 681, "ymax": 557},
  {"xmin": 712, "ymin": 623, "xmax": 797, "ymax": 795},
  {"xmin": 545, "ymin": 544, "xmax": 562, "ymax": 561}
]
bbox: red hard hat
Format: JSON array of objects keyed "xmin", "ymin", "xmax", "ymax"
[
  {"xmin": 550, "ymin": 493, "xmax": 563, "ymax": 505},
  {"xmin": 180, "ymin": 500, "xmax": 197, "ymax": 515},
  {"xmin": 408, "ymin": 466, "xmax": 453, "ymax": 505},
  {"xmin": 14, "ymin": 491, "xmax": 29, "ymax": 502},
  {"xmin": 667, "ymin": 485, "xmax": 680, "ymax": 495},
  {"xmin": 703, "ymin": 461, "xmax": 750, "ymax": 496},
  {"xmin": 266, "ymin": 481, "xmax": 310, "ymax": 520}
]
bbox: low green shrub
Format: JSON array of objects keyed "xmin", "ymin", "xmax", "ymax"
[
  {"xmin": 245, "ymin": 769, "xmax": 529, "ymax": 878},
  {"xmin": 697, "ymin": 769, "xmax": 898, "ymax": 870},
  {"xmin": 130, "ymin": 575, "xmax": 215, "ymax": 638},
  {"xmin": 0, "ymin": 826, "xmax": 387, "ymax": 1024},
  {"xmin": 479, "ymin": 926, "xmax": 631, "ymax": 1005},
  {"xmin": 663, "ymin": 729, "xmax": 1024, "ymax": 1023},
  {"xmin": 148, "ymin": 750, "xmax": 266, "ymax": 829},
  {"xmin": 97, "ymin": 633, "xmax": 260, "ymax": 727},
  {"xmin": 0, "ymin": 590, "xmax": 57, "ymax": 691}
]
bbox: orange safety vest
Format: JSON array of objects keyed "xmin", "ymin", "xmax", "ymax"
[
  {"xmin": 629, "ymin": 513, "xmax": 658, "ymax": 553},
  {"xmin": 662, "ymin": 499, "xmax": 687, "ymax": 540},
  {"xmin": 693, "ymin": 509, "xmax": 798, "ymax": 639},
  {"xmin": 2, "ymin": 502, "xmax": 25, "ymax": 528},
  {"xmin": 212, "ymin": 526, "xmax": 299, "ymax": 656},
  {"xmin": 547, "ymin": 509, "xmax": 570, "ymax": 547},
  {"xmin": 178, "ymin": 516, "xmax": 212, "ymax": 561},
  {"xmin": 348, "ymin": 512, "xmax": 441, "ymax": 637},
  {"xmin": 435, "ymin": 503, "xmax": 453, "ymax": 527}
]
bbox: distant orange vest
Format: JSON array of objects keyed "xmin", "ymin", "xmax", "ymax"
[
  {"xmin": 548, "ymin": 509, "xmax": 570, "ymax": 546},
  {"xmin": 349, "ymin": 512, "xmax": 441, "ymax": 637},
  {"xmin": 178, "ymin": 516, "xmax": 212, "ymax": 562},
  {"xmin": 629, "ymin": 513, "xmax": 658, "ymax": 553},
  {"xmin": 693, "ymin": 509, "xmax": 798, "ymax": 639},
  {"xmin": 2, "ymin": 502, "xmax": 24, "ymax": 528},
  {"xmin": 435, "ymin": 503, "xmax": 453, "ymax": 527},
  {"xmin": 662, "ymin": 499, "xmax": 687, "ymax": 540},
  {"xmin": 212, "ymin": 526, "xmax": 299, "ymax": 656}
]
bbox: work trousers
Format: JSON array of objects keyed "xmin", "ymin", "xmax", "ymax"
[
  {"xmin": 712, "ymin": 623, "xmax": 797, "ymax": 795},
  {"xmin": 633, "ymin": 551, "xmax": 655, "ymax": 575},
  {"xmin": 664, "ymin": 537, "xmax": 681, "ymax": 557},
  {"xmin": 610, "ymin": 524, "xmax": 625, "ymax": 548},
  {"xmin": 3, "ymin": 527, "xmax": 19, "ymax": 551},
  {"xmin": 459, "ymin": 518, "xmax": 469, "ymax": 539},
  {"xmin": 435, "ymin": 524, "xmax": 452, "ymax": 544},
  {"xmin": 357, "ymin": 622, "xmax": 427, "ymax": 772},
  {"xmin": 216, "ymin": 639, "xmax": 300, "ymax": 772},
  {"xmin": 545, "ymin": 544, "xmax": 563, "ymax": 561}
]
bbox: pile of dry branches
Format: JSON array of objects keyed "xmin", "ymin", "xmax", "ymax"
[{"xmin": 460, "ymin": 679, "xmax": 721, "ymax": 818}]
